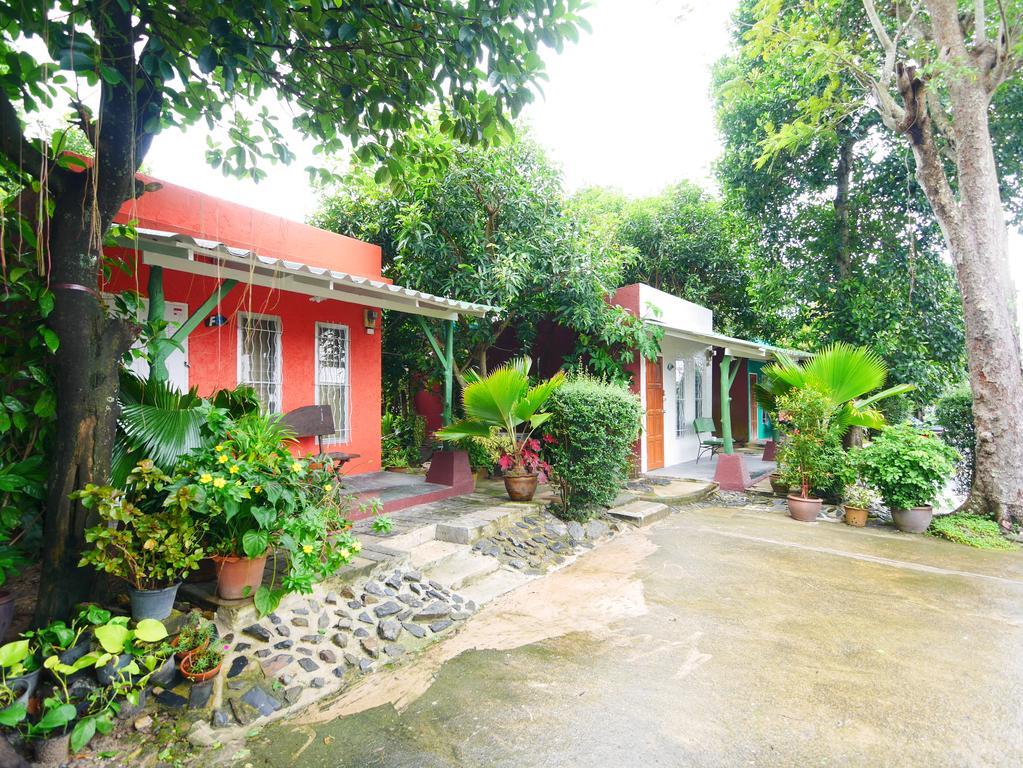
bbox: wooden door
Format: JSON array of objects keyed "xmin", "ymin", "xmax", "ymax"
[{"xmin": 645, "ymin": 357, "xmax": 665, "ymax": 470}]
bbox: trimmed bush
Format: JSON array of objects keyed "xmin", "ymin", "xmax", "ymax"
[
  {"xmin": 546, "ymin": 376, "xmax": 642, "ymax": 520},
  {"xmin": 935, "ymin": 385, "xmax": 974, "ymax": 493}
]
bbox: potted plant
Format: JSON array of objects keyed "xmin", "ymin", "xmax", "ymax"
[
  {"xmin": 23, "ymin": 605, "xmax": 112, "ymax": 679},
  {"xmin": 769, "ymin": 471, "xmax": 789, "ymax": 496},
  {"xmin": 171, "ymin": 611, "xmax": 215, "ymax": 662},
  {"xmin": 842, "ymin": 483, "xmax": 879, "ymax": 527},
  {"xmin": 435, "ymin": 357, "xmax": 565, "ymax": 502},
  {"xmin": 0, "ymin": 639, "xmax": 40, "ymax": 705},
  {"xmin": 92, "ymin": 617, "xmax": 170, "ymax": 686},
  {"xmin": 855, "ymin": 424, "xmax": 958, "ymax": 533},
  {"xmin": 75, "ymin": 461, "xmax": 206, "ymax": 621},
  {"xmin": 174, "ymin": 410, "xmax": 361, "ymax": 613},
  {"xmin": 775, "ymin": 387, "xmax": 845, "ymax": 522},
  {"xmin": 180, "ymin": 644, "xmax": 225, "ymax": 682}
]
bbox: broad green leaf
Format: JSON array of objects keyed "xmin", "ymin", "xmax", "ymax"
[
  {"xmin": 134, "ymin": 619, "xmax": 168, "ymax": 643},
  {"xmin": 94, "ymin": 624, "xmax": 130, "ymax": 654}
]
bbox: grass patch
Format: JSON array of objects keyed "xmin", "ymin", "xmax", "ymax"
[{"xmin": 928, "ymin": 513, "xmax": 1017, "ymax": 550}]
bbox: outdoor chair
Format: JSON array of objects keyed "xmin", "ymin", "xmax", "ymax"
[
  {"xmin": 693, "ymin": 417, "xmax": 724, "ymax": 463},
  {"xmin": 282, "ymin": 405, "xmax": 360, "ymax": 481}
]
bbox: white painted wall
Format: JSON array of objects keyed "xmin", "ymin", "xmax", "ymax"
[
  {"xmin": 660, "ymin": 336, "xmax": 713, "ymax": 467},
  {"xmin": 638, "ymin": 284, "xmax": 713, "ymax": 333}
]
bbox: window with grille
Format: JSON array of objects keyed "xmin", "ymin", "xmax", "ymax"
[
  {"xmin": 694, "ymin": 357, "xmax": 705, "ymax": 420},
  {"xmin": 674, "ymin": 359, "xmax": 687, "ymax": 437},
  {"xmin": 238, "ymin": 314, "xmax": 282, "ymax": 413},
  {"xmin": 315, "ymin": 323, "xmax": 350, "ymax": 443}
]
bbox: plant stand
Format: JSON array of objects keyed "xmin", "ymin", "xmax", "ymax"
[{"xmin": 713, "ymin": 453, "xmax": 751, "ymax": 491}]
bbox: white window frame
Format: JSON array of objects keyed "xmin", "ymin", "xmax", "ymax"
[
  {"xmin": 314, "ymin": 322, "xmax": 351, "ymax": 444},
  {"xmin": 674, "ymin": 358, "xmax": 688, "ymax": 438},
  {"xmin": 237, "ymin": 312, "xmax": 283, "ymax": 414},
  {"xmin": 694, "ymin": 357, "xmax": 706, "ymax": 421}
]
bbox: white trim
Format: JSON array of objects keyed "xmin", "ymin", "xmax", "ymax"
[
  {"xmin": 314, "ymin": 322, "xmax": 351, "ymax": 445},
  {"xmin": 237, "ymin": 311, "xmax": 283, "ymax": 413}
]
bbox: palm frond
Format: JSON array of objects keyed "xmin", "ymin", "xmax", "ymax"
[
  {"xmin": 855, "ymin": 383, "xmax": 916, "ymax": 408},
  {"xmin": 803, "ymin": 342, "xmax": 887, "ymax": 403}
]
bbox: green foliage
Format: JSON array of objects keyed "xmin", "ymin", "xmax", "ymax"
[
  {"xmin": 842, "ymin": 483, "xmax": 879, "ymax": 509},
  {"xmin": 76, "ymin": 461, "xmax": 206, "ymax": 590},
  {"xmin": 775, "ymin": 387, "xmax": 847, "ymax": 499},
  {"xmin": 545, "ymin": 376, "xmax": 642, "ymax": 518},
  {"xmin": 758, "ymin": 343, "xmax": 914, "ymax": 436},
  {"xmin": 855, "ymin": 425, "xmax": 959, "ymax": 511},
  {"xmin": 935, "ymin": 385, "xmax": 975, "ymax": 494},
  {"xmin": 436, "ymin": 357, "xmax": 565, "ymax": 473},
  {"xmin": 381, "ymin": 412, "xmax": 424, "ymax": 469},
  {"xmin": 929, "ymin": 514, "xmax": 1016, "ymax": 551},
  {"xmin": 174, "ymin": 611, "xmax": 214, "ymax": 655},
  {"xmin": 458, "ymin": 430, "xmax": 509, "ymax": 473},
  {"xmin": 314, "ymin": 128, "xmax": 657, "ymax": 386},
  {"xmin": 0, "ymin": 209, "xmax": 57, "ymax": 585},
  {"xmin": 185, "ymin": 645, "xmax": 223, "ymax": 675},
  {"xmin": 370, "ymin": 516, "xmax": 394, "ymax": 535},
  {"xmin": 713, "ymin": 0, "xmax": 968, "ymax": 404},
  {"xmin": 172, "ymin": 410, "xmax": 360, "ymax": 615}
]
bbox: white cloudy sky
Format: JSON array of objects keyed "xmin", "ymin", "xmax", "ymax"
[{"xmin": 135, "ymin": 0, "xmax": 1023, "ymax": 320}]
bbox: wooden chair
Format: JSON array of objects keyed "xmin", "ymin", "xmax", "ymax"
[
  {"xmin": 693, "ymin": 417, "xmax": 723, "ymax": 463},
  {"xmin": 282, "ymin": 405, "xmax": 360, "ymax": 480}
]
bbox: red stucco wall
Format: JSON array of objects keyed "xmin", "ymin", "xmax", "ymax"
[{"xmin": 104, "ymin": 250, "xmax": 382, "ymax": 475}]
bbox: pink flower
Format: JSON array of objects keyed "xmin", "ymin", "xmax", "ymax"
[
  {"xmin": 498, "ymin": 454, "xmax": 514, "ymax": 471},
  {"xmin": 543, "ymin": 434, "xmax": 556, "ymax": 444},
  {"xmin": 527, "ymin": 438, "xmax": 541, "ymax": 451}
]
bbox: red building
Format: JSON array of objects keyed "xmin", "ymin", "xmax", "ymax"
[{"xmin": 103, "ymin": 176, "xmax": 493, "ymax": 479}]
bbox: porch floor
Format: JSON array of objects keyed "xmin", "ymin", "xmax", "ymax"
[
  {"xmin": 342, "ymin": 470, "xmax": 474, "ymax": 519},
  {"xmin": 648, "ymin": 449, "xmax": 775, "ymax": 488}
]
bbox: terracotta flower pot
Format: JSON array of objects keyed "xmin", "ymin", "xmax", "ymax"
[
  {"xmin": 786, "ymin": 494, "xmax": 822, "ymax": 522},
  {"xmin": 212, "ymin": 553, "xmax": 268, "ymax": 600},
  {"xmin": 892, "ymin": 505, "xmax": 933, "ymax": 534},
  {"xmin": 171, "ymin": 634, "xmax": 210, "ymax": 664},
  {"xmin": 179, "ymin": 653, "xmax": 222, "ymax": 683},
  {"xmin": 503, "ymin": 472, "xmax": 538, "ymax": 502},
  {"xmin": 843, "ymin": 505, "xmax": 869, "ymax": 528}
]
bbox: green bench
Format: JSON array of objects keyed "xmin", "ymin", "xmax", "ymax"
[{"xmin": 693, "ymin": 417, "xmax": 723, "ymax": 462}]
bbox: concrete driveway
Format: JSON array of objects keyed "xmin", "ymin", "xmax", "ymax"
[{"xmin": 245, "ymin": 502, "xmax": 1023, "ymax": 767}]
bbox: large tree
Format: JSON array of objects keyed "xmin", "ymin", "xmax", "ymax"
[
  {"xmin": 1, "ymin": 0, "xmax": 587, "ymax": 622},
  {"xmin": 713, "ymin": 0, "xmax": 967, "ymax": 403},
  {"xmin": 733, "ymin": 0, "xmax": 1023, "ymax": 525},
  {"xmin": 314, "ymin": 128, "xmax": 655, "ymax": 385}
]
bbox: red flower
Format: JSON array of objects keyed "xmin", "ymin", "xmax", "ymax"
[{"xmin": 543, "ymin": 434, "xmax": 557, "ymax": 444}]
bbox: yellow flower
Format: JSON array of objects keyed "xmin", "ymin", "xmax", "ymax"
[
  {"xmin": 323, "ymin": 483, "xmax": 333, "ymax": 492},
  {"xmin": 254, "ymin": 485, "xmax": 262, "ymax": 494},
  {"xmin": 302, "ymin": 544, "xmax": 314, "ymax": 554},
  {"xmin": 212, "ymin": 477, "xmax": 227, "ymax": 489},
  {"xmin": 351, "ymin": 540, "xmax": 362, "ymax": 554},
  {"xmin": 337, "ymin": 547, "xmax": 350, "ymax": 559},
  {"xmin": 217, "ymin": 454, "xmax": 229, "ymax": 464},
  {"xmin": 229, "ymin": 465, "xmax": 240, "ymax": 474},
  {"xmin": 199, "ymin": 473, "xmax": 213, "ymax": 484},
  {"xmin": 215, "ymin": 443, "xmax": 225, "ymax": 452},
  {"xmin": 291, "ymin": 461, "xmax": 303, "ymax": 473}
]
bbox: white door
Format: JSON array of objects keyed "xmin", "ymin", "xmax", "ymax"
[{"xmin": 105, "ymin": 295, "xmax": 190, "ymax": 392}]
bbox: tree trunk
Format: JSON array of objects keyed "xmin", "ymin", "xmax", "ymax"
[
  {"xmin": 899, "ymin": 2, "xmax": 1023, "ymax": 526},
  {"xmin": 35, "ymin": 174, "xmax": 135, "ymax": 624}
]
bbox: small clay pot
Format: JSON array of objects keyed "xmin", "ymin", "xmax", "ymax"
[
  {"xmin": 503, "ymin": 472, "xmax": 538, "ymax": 502},
  {"xmin": 179, "ymin": 653, "xmax": 222, "ymax": 683},
  {"xmin": 787, "ymin": 494, "xmax": 822, "ymax": 522},
  {"xmin": 843, "ymin": 505, "xmax": 869, "ymax": 528},
  {"xmin": 171, "ymin": 634, "xmax": 210, "ymax": 664},
  {"xmin": 892, "ymin": 505, "xmax": 933, "ymax": 534},
  {"xmin": 213, "ymin": 554, "xmax": 268, "ymax": 600}
]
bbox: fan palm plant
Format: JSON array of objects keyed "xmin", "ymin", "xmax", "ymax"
[
  {"xmin": 436, "ymin": 357, "xmax": 565, "ymax": 475},
  {"xmin": 755, "ymin": 343, "xmax": 915, "ymax": 436}
]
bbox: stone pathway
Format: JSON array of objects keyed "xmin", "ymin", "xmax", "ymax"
[{"xmin": 471, "ymin": 511, "xmax": 619, "ymax": 573}]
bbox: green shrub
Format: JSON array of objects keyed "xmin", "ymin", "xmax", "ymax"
[
  {"xmin": 546, "ymin": 376, "xmax": 642, "ymax": 519},
  {"xmin": 854, "ymin": 424, "xmax": 958, "ymax": 510},
  {"xmin": 458, "ymin": 430, "xmax": 510, "ymax": 473},
  {"xmin": 775, "ymin": 387, "xmax": 848, "ymax": 500},
  {"xmin": 934, "ymin": 385, "xmax": 974, "ymax": 493},
  {"xmin": 876, "ymin": 393, "xmax": 913, "ymax": 426},
  {"xmin": 929, "ymin": 513, "xmax": 1016, "ymax": 550}
]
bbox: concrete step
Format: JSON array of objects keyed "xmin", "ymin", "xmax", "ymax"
[
  {"xmin": 458, "ymin": 567, "xmax": 533, "ymax": 607},
  {"xmin": 423, "ymin": 548, "xmax": 500, "ymax": 591},
  {"xmin": 405, "ymin": 539, "xmax": 465, "ymax": 571},
  {"xmin": 434, "ymin": 501, "xmax": 543, "ymax": 545},
  {"xmin": 636, "ymin": 479, "xmax": 718, "ymax": 506},
  {"xmin": 609, "ymin": 500, "xmax": 670, "ymax": 527}
]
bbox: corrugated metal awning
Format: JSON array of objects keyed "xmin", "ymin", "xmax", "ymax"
[
  {"xmin": 650, "ymin": 320, "xmax": 810, "ymax": 361},
  {"xmin": 124, "ymin": 228, "xmax": 500, "ymax": 320}
]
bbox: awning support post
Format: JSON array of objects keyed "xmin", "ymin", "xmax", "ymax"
[
  {"xmin": 417, "ymin": 317, "xmax": 456, "ymax": 427},
  {"xmin": 720, "ymin": 352, "xmax": 740, "ymax": 454}
]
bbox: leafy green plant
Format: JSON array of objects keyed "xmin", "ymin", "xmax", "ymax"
[
  {"xmin": 76, "ymin": 461, "xmax": 206, "ymax": 590},
  {"xmin": 0, "ymin": 639, "xmax": 38, "ymax": 681},
  {"xmin": 776, "ymin": 387, "xmax": 846, "ymax": 499},
  {"xmin": 855, "ymin": 425, "xmax": 959, "ymax": 511},
  {"xmin": 173, "ymin": 410, "xmax": 361, "ymax": 615},
  {"xmin": 935, "ymin": 385, "xmax": 974, "ymax": 494},
  {"xmin": 436, "ymin": 357, "xmax": 565, "ymax": 474},
  {"xmin": 22, "ymin": 605, "xmax": 111, "ymax": 658},
  {"xmin": 843, "ymin": 483, "xmax": 879, "ymax": 510},
  {"xmin": 929, "ymin": 514, "xmax": 1016, "ymax": 551},
  {"xmin": 545, "ymin": 376, "xmax": 642, "ymax": 519},
  {"xmin": 370, "ymin": 516, "xmax": 394, "ymax": 535},
  {"xmin": 185, "ymin": 645, "xmax": 224, "ymax": 675},
  {"xmin": 757, "ymin": 343, "xmax": 915, "ymax": 436}
]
